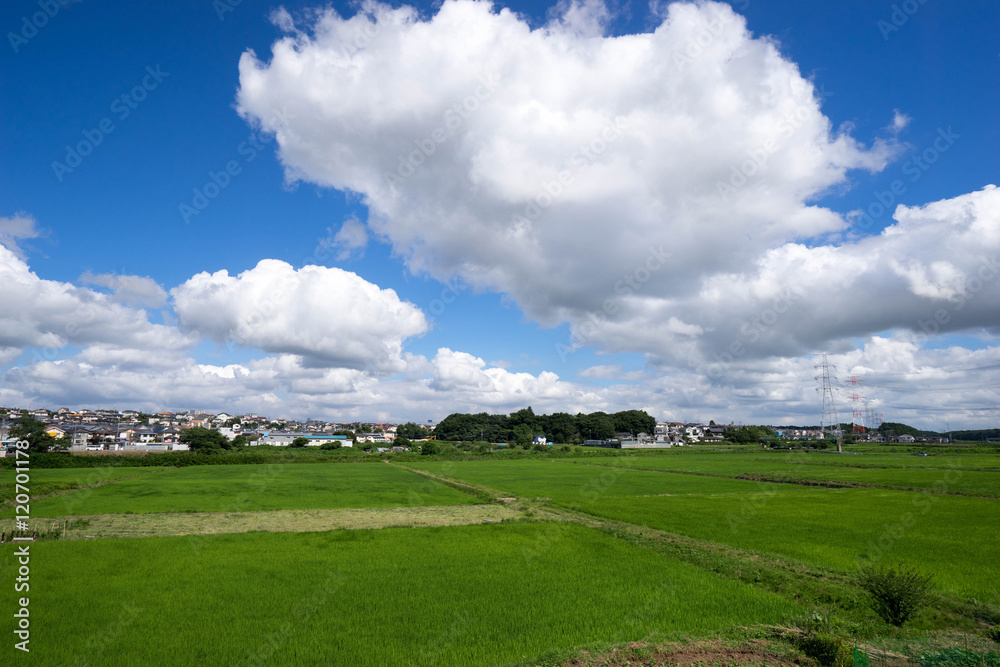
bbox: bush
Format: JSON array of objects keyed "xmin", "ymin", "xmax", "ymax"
[
  {"xmin": 799, "ymin": 633, "xmax": 852, "ymax": 667},
  {"xmin": 420, "ymin": 441, "xmax": 439, "ymax": 456},
  {"xmin": 289, "ymin": 437, "xmax": 309, "ymax": 448},
  {"xmin": 987, "ymin": 626, "xmax": 1000, "ymax": 643},
  {"xmin": 319, "ymin": 442, "xmax": 342, "ymax": 450},
  {"xmin": 857, "ymin": 562, "xmax": 934, "ymax": 626}
]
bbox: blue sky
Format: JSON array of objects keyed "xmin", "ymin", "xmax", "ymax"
[{"xmin": 2, "ymin": 0, "xmax": 999, "ymax": 427}]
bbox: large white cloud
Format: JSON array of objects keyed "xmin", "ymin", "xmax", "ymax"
[
  {"xmin": 235, "ymin": 1, "xmax": 1000, "ymax": 388},
  {"xmin": 0, "ymin": 244, "xmax": 192, "ymax": 355},
  {"xmin": 578, "ymin": 185, "xmax": 1000, "ymax": 375},
  {"xmin": 171, "ymin": 259, "xmax": 428, "ymax": 372},
  {"xmin": 236, "ymin": 0, "xmax": 898, "ymax": 332}
]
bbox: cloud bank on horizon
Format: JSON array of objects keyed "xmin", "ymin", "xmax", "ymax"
[{"xmin": 3, "ymin": 0, "xmax": 999, "ymax": 428}]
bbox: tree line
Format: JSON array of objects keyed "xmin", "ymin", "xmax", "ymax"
[{"xmin": 432, "ymin": 407, "xmax": 656, "ymax": 445}]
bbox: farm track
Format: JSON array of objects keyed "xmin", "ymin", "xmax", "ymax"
[{"xmin": 30, "ymin": 503, "xmax": 532, "ymax": 540}]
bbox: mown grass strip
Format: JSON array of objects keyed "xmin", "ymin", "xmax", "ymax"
[{"xmin": 27, "ymin": 504, "xmax": 531, "ymax": 541}]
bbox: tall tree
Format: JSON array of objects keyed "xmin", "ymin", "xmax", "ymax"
[
  {"xmin": 179, "ymin": 427, "xmax": 230, "ymax": 453},
  {"xmin": 10, "ymin": 416, "xmax": 56, "ymax": 453}
]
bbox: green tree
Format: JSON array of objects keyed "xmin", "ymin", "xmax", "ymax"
[
  {"xmin": 726, "ymin": 425, "xmax": 776, "ymax": 445},
  {"xmin": 612, "ymin": 410, "xmax": 656, "ymax": 436},
  {"xmin": 577, "ymin": 412, "xmax": 615, "ymax": 440},
  {"xmin": 420, "ymin": 441, "xmax": 440, "ymax": 455},
  {"xmin": 395, "ymin": 436, "xmax": 412, "ymax": 449},
  {"xmin": 539, "ymin": 412, "xmax": 578, "ymax": 444},
  {"xmin": 51, "ymin": 436, "xmax": 72, "ymax": 451},
  {"xmin": 396, "ymin": 422, "xmax": 430, "ymax": 439},
  {"xmin": 10, "ymin": 416, "xmax": 57, "ymax": 453},
  {"xmin": 290, "ymin": 437, "xmax": 309, "ymax": 448},
  {"xmin": 179, "ymin": 427, "xmax": 230, "ymax": 453},
  {"xmin": 231, "ymin": 434, "xmax": 248, "ymax": 447},
  {"xmin": 858, "ymin": 563, "xmax": 934, "ymax": 627}
]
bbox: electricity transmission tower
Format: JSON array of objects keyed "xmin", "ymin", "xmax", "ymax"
[
  {"xmin": 848, "ymin": 376, "xmax": 866, "ymax": 434},
  {"xmin": 815, "ymin": 353, "xmax": 843, "ymax": 452}
]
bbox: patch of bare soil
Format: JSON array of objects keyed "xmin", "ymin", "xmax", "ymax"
[{"xmin": 565, "ymin": 640, "xmax": 805, "ymax": 667}]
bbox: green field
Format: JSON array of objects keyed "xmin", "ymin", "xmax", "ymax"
[
  {"xmin": 628, "ymin": 449, "xmax": 1000, "ymax": 470},
  {"xmin": 585, "ymin": 453, "xmax": 1000, "ymax": 496},
  {"xmin": 0, "ymin": 466, "xmax": 164, "ymax": 502},
  {"xmin": 569, "ymin": 488, "xmax": 1000, "ymax": 605},
  {"xmin": 4, "ymin": 447, "xmax": 998, "ymax": 665},
  {"xmin": 407, "ymin": 458, "xmax": 1000, "ymax": 605},
  {"xmin": 2, "ymin": 523, "xmax": 797, "ymax": 666},
  {"xmin": 2, "ymin": 463, "xmax": 477, "ymax": 517},
  {"xmin": 406, "ymin": 459, "xmax": 801, "ymax": 503}
]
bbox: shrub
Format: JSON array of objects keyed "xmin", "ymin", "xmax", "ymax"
[
  {"xmin": 320, "ymin": 442, "xmax": 342, "ymax": 450},
  {"xmin": 799, "ymin": 633, "xmax": 852, "ymax": 667},
  {"xmin": 420, "ymin": 441, "xmax": 440, "ymax": 456},
  {"xmin": 987, "ymin": 626, "xmax": 1000, "ymax": 643},
  {"xmin": 857, "ymin": 562, "xmax": 934, "ymax": 626},
  {"xmin": 289, "ymin": 437, "xmax": 309, "ymax": 448}
]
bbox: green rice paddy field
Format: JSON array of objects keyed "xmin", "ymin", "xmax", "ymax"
[
  {"xmin": 2, "ymin": 446, "xmax": 998, "ymax": 665},
  {"xmin": 0, "ymin": 466, "xmax": 165, "ymax": 502},
  {"xmin": 2, "ymin": 523, "xmax": 796, "ymax": 666},
  {"xmin": 585, "ymin": 453, "xmax": 1000, "ymax": 496},
  {"xmin": 409, "ymin": 459, "xmax": 1000, "ymax": 604},
  {"xmin": 1, "ymin": 463, "xmax": 476, "ymax": 517}
]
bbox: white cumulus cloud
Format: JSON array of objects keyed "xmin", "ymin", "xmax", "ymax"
[{"xmin": 171, "ymin": 259, "xmax": 429, "ymax": 372}]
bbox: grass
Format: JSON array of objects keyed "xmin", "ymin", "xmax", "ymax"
[
  {"xmin": 407, "ymin": 458, "xmax": 1000, "ymax": 606},
  {"xmin": 29, "ymin": 504, "xmax": 529, "ymax": 540},
  {"xmin": 1, "ymin": 523, "xmax": 798, "ymax": 666},
  {"xmin": 1, "ymin": 462, "xmax": 478, "ymax": 517},
  {"xmin": 0, "ymin": 466, "xmax": 165, "ymax": 504},
  {"xmin": 405, "ymin": 459, "xmax": 801, "ymax": 504},
  {"xmin": 567, "ymin": 488, "xmax": 1000, "ymax": 605},
  {"xmin": 6, "ymin": 444, "xmax": 997, "ymax": 664},
  {"xmin": 581, "ymin": 454, "xmax": 1000, "ymax": 496}
]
